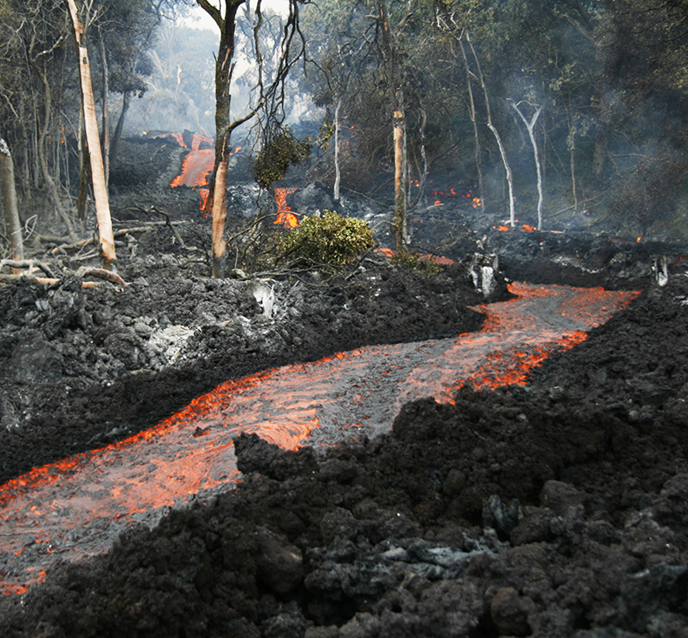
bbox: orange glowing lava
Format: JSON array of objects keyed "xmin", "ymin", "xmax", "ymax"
[
  {"xmin": 167, "ymin": 132, "xmax": 243, "ymax": 211},
  {"xmin": 274, "ymin": 188, "xmax": 299, "ymax": 227},
  {"xmin": 373, "ymin": 248, "xmax": 454, "ymax": 265},
  {"xmin": 170, "ymin": 149, "xmax": 215, "ymax": 188},
  {"xmin": 431, "ymin": 188, "xmax": 482, "ymax": 208},
  {"xmin": 0, "ymin": 283, "xmax": 639, "ymax": 594}
]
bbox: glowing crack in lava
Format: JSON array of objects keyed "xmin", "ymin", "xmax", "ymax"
[{"xmin": 0, "ymin": 283, "xmax": 639, "ymax": 594}]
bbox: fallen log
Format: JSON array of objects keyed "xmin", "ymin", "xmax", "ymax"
[
  {"xmin": 0, "ymin": 259, "xmax": 56, "ymax": 278},
  {"xmin": 75, "ymin": 267, "xmax": 127, "ymax": 287}
]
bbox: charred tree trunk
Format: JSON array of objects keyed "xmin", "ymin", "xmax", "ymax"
[
  {"xmin": 110, "ymin": 91, "xmax": 130, "ymax": 167},
  {"xmin": 414, "ymin": 104, "xmax": 428, "ymax": 210},
  {"xmin": 197, "ymin": 0, "xmax": 243, "ymax": 278},
  {"xmin": 393, "ymin": 98, "xmax": 407, "ymax": 251},
  {"xmin": 0, "ymin": 138, "xmax": 23, "ymax": 265},
  {"xmin": 65, "ymin": 0, "xmax": 117, "ymax": 267}
]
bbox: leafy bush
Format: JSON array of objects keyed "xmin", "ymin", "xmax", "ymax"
[
  {"xmin": 276, "ymin": 210, "xmax": 375, "ymax": 266},
  {"xmin": 253, "ymin": 128, "xmax": 312, "ymax": 189},
  {"xmin": 391, "ymin": 249, "xmax": 444, "ymax": 275}
]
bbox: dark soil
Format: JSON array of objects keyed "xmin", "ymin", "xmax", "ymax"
[{"xmin": 1, "ymin": 137, "xmax": 688, "ymax": 637}]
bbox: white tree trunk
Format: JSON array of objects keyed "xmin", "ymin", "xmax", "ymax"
[
  {"xmin": 511, "ymin": 100, "xmax": 544, "ymax": 229},
  {"xmin": 334, "ymin": 97, "xmax": 342, "ymax": 202},
  {"xmin": 65, "ymin": 0, "xmax": 116, "ymax": 266},
  {"xmin": 467, "ymin": 34, "xmax": 516, "ymax": 226},
  {"xmin": 0, "ymin": 137, "xmax": 23, "ymax": 265}
]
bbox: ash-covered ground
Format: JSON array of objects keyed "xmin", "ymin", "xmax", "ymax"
[{"xmin": 1, "ymin": 136, "xmax": 688, "ymax": 636}]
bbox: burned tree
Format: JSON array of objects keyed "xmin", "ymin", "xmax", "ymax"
[
  {"xmin": 196, "ymin": 0, "xmax": 306, "ymax": 277},
  {"xmin": 65, "ymin": 0, "xmax": 116, "ymax": 267}
]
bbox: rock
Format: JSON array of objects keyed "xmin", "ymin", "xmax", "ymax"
[
  {"xmin": 288, "ymin": 182, "xmax": 334, "ymax": 215},
  {"xmin": 255, "ymin": 527, "xmax": 304, "ymax": 595},
  {"xmin": 619, "ymin": 563, "xmax": 688, "ymax": 633},
  {"xmin": 320, "ymin": 507, "xmax": 360, "ymax": 543},
  {"xmin": 540, "ymin": 481, "xmax": 585, "ymax": 516},
  {"xmin": 442, "ymin": 468, "xmax": 466, "ymax": 496},
  {"xmin": 11, "ymin": 333, "xmax": 64, "ymax": 383},
  {"xmin": 482, "ymin": 494, "xmax": 520, "ymax": 536},
  {"xmin": 489, "ymin": 586, "xmax": 535, "ymax": 637},
  {"xmin": 652, "ymin": 473, "xmax": 688, "ymax": 544},
  {"xmin": 510, "ymin": 508, "xmax": 554, "ymax": 546}
]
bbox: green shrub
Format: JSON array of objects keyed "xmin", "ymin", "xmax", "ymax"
[
  {"xmin": 391, "ymin": 249, "xmax": 444, "ymax": 275},
  {"xmin": 254, "ymin": 128, "xmax": 312, "ymax": 190},
  {"xmin": 276, "ymin": 210, "xmax": 375, "ymax": 266}
]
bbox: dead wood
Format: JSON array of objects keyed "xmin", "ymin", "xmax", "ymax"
[
  {"xmin": 133, "ymin": 205, "xmax": 197, "ymax": 250},
  {"xmin": 0, "ymin": 274, "xmax": 103, "ymax": 288},
  {"xmin": 0, "ymin": 259, "xmax": 57, "ymax": 278},
  {"xmin": 76, "ymin": 267, "xmax": 127, "ymax": 287}
]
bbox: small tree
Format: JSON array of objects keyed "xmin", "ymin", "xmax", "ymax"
[
  {"xmin": 65, "ymin": 0, "xmax": 116, "ymax": 267},
  {"xmin": 0, "ymin": 137, "xmax": 23, "ymax": 264},
  {"xmin": 196, "ymin": 0, "xmax": 306, "ymax": 277}
]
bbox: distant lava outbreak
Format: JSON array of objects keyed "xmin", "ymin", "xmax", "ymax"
[
  {"xmin": 0, "ymin": 283, "xmax": 638, "ymax": 595},
  {"xmin": 166, "ymin": 133, "xmax": 242, "ymax": 210},
  {"xmin": 274, "ymin": 187, "xmax": 299, "ymax": 227}
]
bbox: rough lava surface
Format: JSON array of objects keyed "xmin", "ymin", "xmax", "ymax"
[{"xmin": 1, "ymin": 137, "xmax": 688, "ymax": 636}]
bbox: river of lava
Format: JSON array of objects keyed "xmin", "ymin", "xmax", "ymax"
[{"xmin": 0, "ymin": 283, "xmax": 638, "ymax": 594}]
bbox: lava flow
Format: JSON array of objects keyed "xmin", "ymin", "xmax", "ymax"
[
  {"xmin": 274, "ymin": 187, "xmax": 300, "ymax": 227},
  {"xmin": 0, "ymin": 283, "xmax": 638, "ymax": 595},
  {"xmin": 166, "ymin": 133, "xmax": 242, "ymax": 210}
]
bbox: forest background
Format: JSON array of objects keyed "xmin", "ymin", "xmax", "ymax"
[{"xmin": 1, "ymin": 0, "xmax": 688, "ymax": 261}]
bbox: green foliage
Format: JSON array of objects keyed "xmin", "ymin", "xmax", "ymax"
[
  {"xmin": 391, "ymin": 249, "xmax": 443, "ymax": 276},
  {"xmin": 276, "ymin": 210, "xmax": 375, "ymax": 267},
  {"xmin": 254, "ymin": 129, "xmax": 312, "ymax": 190}
]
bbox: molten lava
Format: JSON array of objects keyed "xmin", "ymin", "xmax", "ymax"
[
  {"xmin": 166, "ymin": 132, "xmax": 242, "ymax": 211},
  {"xmin": 0, "ymin": 283, "xmax": 639, "ymax": 595},
  {"xmin": 431, "ymin": 188, "xmax": 482, "ymax": 208},
  {"xmin": 274, "ymin": 188, "xmax": 299, "ymax": 227}
]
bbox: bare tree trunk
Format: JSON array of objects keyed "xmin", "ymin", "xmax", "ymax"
[
  {"xmin": 569, "ymin": 131, "xmax": 578, "ymax": 211},
  {"xmin": 377, "ymin": 0, "xmax": 408, "ymax": 251},
  {"xmin": 34, "ymin": 62, "xmax": 76, "ymax": 239},
  {"xmin": 196, "ymin": 0, "xmax": 243, "ymax": 277},
  {"xmin": 110, "ymin": 90, "xmax": 130, "ymax": 167},
  {"xmin": 458, "ymin": 36, "xmax": 484, "ymax": 209},
  {"xmin": 510, "ymin": 100, "xmax": 544, "ymax": 229},
  {"xmin": 65, "ymin": 0, "xmax": 117, "ymax": 267},
  {"xmin": 414, "ymin": 104, "xmax": 428, "ymax": 210},
  {"xmin": 211, "ymin": 155, "xmax": 230, "ymax": 277},
  {"xmin": 98, "ymin": 26, "xmax": 110, "ymax": 192},
  {"xmin": 393, "ymin": 98, "xmax": 408, "ymax": 250},
  {"xmin": 197, "ymin": 0, "xmax": 304, "ymax": 275},
  {"xmin": 334, "ymin": 97, "xmax": 342, "ymax": 202},
  {"xmin": 0, "ymin": 138, "xmax": 24, "ymax": 265},
  {"xmin": 467, "ymin": 33, "xmax": 515, "ymax": 226}
]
